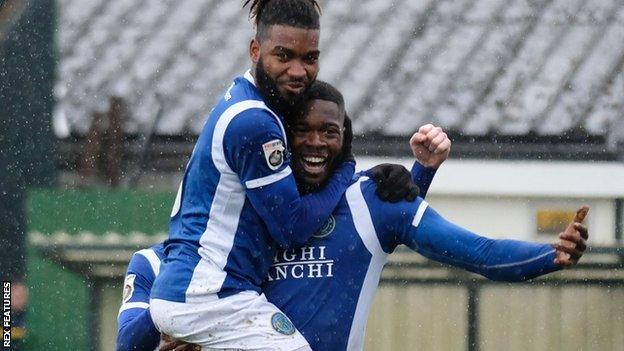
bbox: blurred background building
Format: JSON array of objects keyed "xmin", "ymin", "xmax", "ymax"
[{"xmin": 1, "ymin": 0, "xmax": 623, "ymax": 350}]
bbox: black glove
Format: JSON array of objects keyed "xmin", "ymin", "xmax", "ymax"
[
  {"xmin": 369, "ymin": 163, "xmax": 420, "ymax": 202},
  {"xmin": 339, "ymin": 114, "xmax": 355, "ymax": 163}
]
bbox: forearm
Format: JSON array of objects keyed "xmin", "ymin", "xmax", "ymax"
[
  {"xmin": 249, "ymin": 161, "xmax": 355, "ymax": 248},
  {"xmin": 409, "ymin": 205, "xmax": 561, "ymax": 281},
  {"xmin": 410, "ymin": 162, "xmax": 437, "ymax": 198},
  {"xmin": 117, "ymin": 309, "xmax": 160, "ymax": 351}
]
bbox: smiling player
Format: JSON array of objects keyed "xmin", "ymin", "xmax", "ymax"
[
  {"xmin": 117, "ymin": 79, "xmax": 586, "ymax": 350},
  {"xmin": 262, "ymin": 81, "xmax": 589, "ymax": 350},
  {"xmin": 148, "ymin": 1, "xmax": 363, "ymax": 349}
]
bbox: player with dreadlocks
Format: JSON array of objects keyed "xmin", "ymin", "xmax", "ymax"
[
  {"xmin": 147, "ymin": 1, "xmax": 415, "ymax": 350},
  {"xmin": 243, "ymin": 0, "xmax": 322, "ymax": 120}
]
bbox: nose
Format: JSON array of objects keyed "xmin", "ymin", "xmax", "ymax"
[
  {"xmin": 305, "ymin": 131, "xmax": 326, "ymax": 147},
  {"xmin": 288, "ymin": 60, "xmax": 306, "ymax": 80}
]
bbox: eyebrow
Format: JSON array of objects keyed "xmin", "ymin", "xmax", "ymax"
[
  {"xmin": 273, "ymin": 46, "xmax": 295, "ymax": 56},
  {"xmin": 273, "ymin": 46, "xmax": 320, "ymax": 58},
  {"xmin": 304, "ymin": 50, "xmax": 320, "ymax": 57}
]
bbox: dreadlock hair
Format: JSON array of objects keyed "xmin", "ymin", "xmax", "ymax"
[{"xmin": 243, "ymin": 0, "xmax": 321, "ymax": 40}]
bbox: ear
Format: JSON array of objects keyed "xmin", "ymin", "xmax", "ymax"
[{"xmin": 250, "ymin": 38, "xmax": 260, "ymax": 63}]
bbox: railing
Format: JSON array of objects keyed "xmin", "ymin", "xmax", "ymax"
[{"xmin": 368, "ymin": 246, "xmax": 624, "ymax": 351}]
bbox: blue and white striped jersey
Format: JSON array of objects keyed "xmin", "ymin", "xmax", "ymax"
[
  {"xmin": 117, "ymin": 244, "xmax": 165, "ymax": 351},
  {"xmin": 151, "ymin": 71, "xmax": 354, "ymax": 303},
  {"xmin": 263, "ymin": 176, "xmax": 561, "ymax": 350},
  {"xmin": 116, "ymin": 164, "xmax": 435, "ymax": 349},
  {"xmin": 116, "ymin": 170, "xmax": 561, "ymax": 351}
]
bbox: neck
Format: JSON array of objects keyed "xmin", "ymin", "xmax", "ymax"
[{"xmin": 250, "ymin": 64, "xmax": 257, "ymax": 81}]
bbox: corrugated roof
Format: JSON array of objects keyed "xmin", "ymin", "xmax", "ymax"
[{"xmin": 54, "ymin": 0, "xmax": 624, "ymax": 147}]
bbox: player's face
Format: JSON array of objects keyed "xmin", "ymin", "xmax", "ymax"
[
  {"xmin": 290, "ymin": 99, "xmax": 344, "ymax": 192},
  {"xmin": 251, "ymin": 25, "xmax": 320, "ymax": 101}
]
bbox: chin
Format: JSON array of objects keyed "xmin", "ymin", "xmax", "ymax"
[
  {"xmin": 297, "ymin": 176, "xmax": 325, "ymax": 194},
  {"xmin": 280, "ymin": 89, "xmax": 299, "ymax": 101}
]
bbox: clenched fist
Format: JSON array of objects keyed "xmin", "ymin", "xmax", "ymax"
[{"xmin": 409, "ymin": 124, "xmax": 451, "ymax": 169}]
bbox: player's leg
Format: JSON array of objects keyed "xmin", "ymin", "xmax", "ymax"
[{"xmin": 150, "ymin": 291, "xmax": 309, "ymax": 350}]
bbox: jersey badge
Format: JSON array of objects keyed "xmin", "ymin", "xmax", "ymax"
[
  {"xmin": 313, "ymin": 215, "xmax": 336, "ymax": 239},
  {"xmin": 122, "ymin": 274, "xmax": 136, "ymax": 303},
  {"xmin": 262, "ymin": 139, "xmax": 285, "ymax": 170},
  {"xmin": 271, "ymin": 312, "xmax": 295, "ymax": 335}
]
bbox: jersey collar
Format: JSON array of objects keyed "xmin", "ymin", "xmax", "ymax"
[{"xmin": 244, "ymin": 69, "xmax": 256, "ymax": 86}]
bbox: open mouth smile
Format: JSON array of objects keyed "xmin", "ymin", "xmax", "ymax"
[{"xmin": 300, "ymin": 155, "xmax": 328, "ymax": 175}]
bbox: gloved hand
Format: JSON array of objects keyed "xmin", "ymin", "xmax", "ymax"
[
  {"xmin": 339, "ymin": 114, "xmax": 355, "ymax": 163},
  {"xmin": 369, "ymin": 163, "xmax": 420, "ymax": 202}
]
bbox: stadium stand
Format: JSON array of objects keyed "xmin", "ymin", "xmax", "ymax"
[{"xmin": 53, "ymin": 0, "xmax": 624, "ymax": 162}]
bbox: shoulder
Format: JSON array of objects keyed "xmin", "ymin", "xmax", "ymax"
[
  {"xmin": 220, "ymin": 76, "xmax": 282, "ymax": 133},
  {"xmin": 352, "ymin": 172, "xmax": 425, "ymax": 211},
  {"xmin": 128, "ymin": 247, "xmax": 162, "ymax": 278},
  {"xmin": 347, "ymin": 174, "xmax": 427, "ymax": 249},
  {"xmin": 120, "ymin": 247, "xmax": 161, "ymax": 309},
  {"xmin": 344, "ymin": 175, "xmax": 379, "ymax": 218},
  {"xmin": 212, "ymin": 76, "xmax": 286, "ymax": 145},
  {"xmin": 224, "ymin": 102, "xmax": 284, "ymax": 142}
]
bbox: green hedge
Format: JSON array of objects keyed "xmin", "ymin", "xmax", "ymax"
[{"xmin": 28, "ymin": 189, "xmax": 174, "ymax": 235}]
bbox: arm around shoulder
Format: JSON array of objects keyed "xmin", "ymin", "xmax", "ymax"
[{"xmin": 225, "ymin": 109, "xmax": 356, "ymax": 248}]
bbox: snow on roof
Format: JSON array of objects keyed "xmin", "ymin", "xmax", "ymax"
[{"xmin": 54, "ymin": 0, "xmax": 624, "ymax": 146}]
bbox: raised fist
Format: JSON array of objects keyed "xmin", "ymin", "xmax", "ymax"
[{"xmin": 409, "ymin": 124, "xmax": 451, "ymax": 169}]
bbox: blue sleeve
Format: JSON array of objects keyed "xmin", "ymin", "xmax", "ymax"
[
  {"xmin": 224, "ymin": 110, "xmax": 355, "ymax": 248},
  {"xmin": 403, "ymin": 204, "xmax": 562, "ymax": 281},
  {"xmin": 410, "ymin": 162, "xmax": 437, "ymax": 198},
  {"xmin": 116, "ymin": 253, "xmax": 160, "ymax": 351},
  {"xmin": 362, "ymin": 178, "xmax": 561, "ymax": 281},
  {"xmin": 116, "ymin": 309, "xmax": 160, "ymax": 351},
  {"xmin": 224, "ymin": 109, "xmax": 292, "ymax": 185}
]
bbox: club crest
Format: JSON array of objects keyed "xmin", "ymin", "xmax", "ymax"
[
  {"xmin": 313, "ymin": 215, "xmax": 336, "ymax": 239},
  {"xmin": 271, "ymin": 312, "xmax": 295, "ymax": 335}
]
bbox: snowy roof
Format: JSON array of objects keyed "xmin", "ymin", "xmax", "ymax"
[{"xmin": 54, "ymin": 0, "xmax": 624, "ymax": 147}]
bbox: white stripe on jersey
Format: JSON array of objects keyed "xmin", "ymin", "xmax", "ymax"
[
  {"xmin": 136, "ymin": 248, "xmax": 161, "ymax": 276},
  {"xmin": 170, "ymin": 180, "xmax": 183, "ymax": 218},
  {"xmin": 412, "ymin": 200, "xmax": 429, "ymax": 228},
  {"xmin": 245, "ymin": 167, "xmax": 292, "ymax": 189},
  {"xmin": 188, "ymin": 99, "xmax": 285, "ymax": 301},
  {"xmin": 118, "ymin": 302, "xmax": 150, "ymax": 315},
  {"xmin": 243, "ymin": 69, "xmax": 288, "ymax": 149},
  {"xmin": 345, "ymin": 177, "xmax": 388, "ymax": 351}
]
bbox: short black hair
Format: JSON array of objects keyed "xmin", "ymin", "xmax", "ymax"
[
  {"xmin": 305, "ymin": 81, "xmax": 353, "ymax": 164},
  {"xmin": 243, "ymin": 0, "xmax": 321, "ymax": 39},
  {"xmin": 305, "ymin": 80, "xmax": 345, "ymax": 119}
]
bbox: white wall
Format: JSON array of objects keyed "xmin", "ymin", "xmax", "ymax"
[{"xmin": 357, "ymin": 158, "xmax": 624, "ymax": 245}]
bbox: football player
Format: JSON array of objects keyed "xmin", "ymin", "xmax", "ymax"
[
  {"xmin": 148, "ymin": 1, "xmax": 351, "ymax": 349},
  {"xmin": 262, "ymin": 81, "xmax": 589, "ymax": 350}
]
